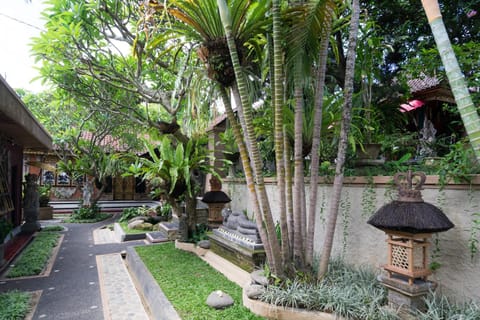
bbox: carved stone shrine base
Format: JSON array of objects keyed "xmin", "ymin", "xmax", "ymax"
[
  {"xmin": 379, "ymin": 274, "xmax": 436, "ymax": 315},
  {"xmin": 208, "ymin": 233, "xmax": 265, "ymax": 272}
]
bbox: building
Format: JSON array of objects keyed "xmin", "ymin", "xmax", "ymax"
[{"xmin": 0, "ymin": 76, "xmax": 52, "ymax": 229}]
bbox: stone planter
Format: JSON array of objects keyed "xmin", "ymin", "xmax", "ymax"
[{"xmin": 39, "ymin": 206, "xmax": 54, "ymax": 220}]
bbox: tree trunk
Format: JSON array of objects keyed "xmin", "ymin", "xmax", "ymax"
[
  {"xmin": 219, "ymin": 86, "xmax": 275, "ymax": 269},
  {"xmin": 217, "ymin": 0, "xmax": 283, "ymax": 275},
  {"xmin": 306, "ymin": 33, "xmax": 331, "ymax": 266},
  {"xmin": 317, "ymin": 0, "xmax": 360, "ymax": 279},
  {"xmin": 421, "ymin": 0, "xmax": 480, "ymax": 162},
  {"xmin": 292, "ymin": 44, "xmax": 306, "ymax": 269},
  {"xmin": 271, "ymin": 0, "xmax": 290, "ymax": 268}
]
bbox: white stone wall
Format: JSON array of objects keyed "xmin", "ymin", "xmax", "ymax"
[{"xmin": 224, "ymin": 178, "xmax": 480, "ymax": 303}]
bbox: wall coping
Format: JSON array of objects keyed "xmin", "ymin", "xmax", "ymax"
[{"xmin": 224, "ymin": 174, "xmax": 480, "ymax": 190}]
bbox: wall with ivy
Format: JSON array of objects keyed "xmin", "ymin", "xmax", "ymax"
[{"xmin": 224, "ymin": 176, "xmax": 480, "ymax": 303}]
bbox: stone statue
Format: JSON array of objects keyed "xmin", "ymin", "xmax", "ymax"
[
  {"xmin": 22, "ymin": 174, "xmax": 41, "ymax": 232},
  {"xmin": 221, "ymin": 208, "xmax": 261, "ymax": 243},
  {"xmin": 82, "ymin": 179, "xmax": 93, "ymax": 207},
  {"xmin": 418, "ymin": 118, "xmax": 437, "ymax": 158}
]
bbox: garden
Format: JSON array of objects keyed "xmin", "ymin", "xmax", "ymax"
[{"xmin": 7, "ymin": 0, "xmax": 480, "ymax": 319}]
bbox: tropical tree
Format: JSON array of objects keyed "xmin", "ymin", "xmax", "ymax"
[
  {"xmin": 32, "ymin": 0, "xmax": 219, "ymax": 228},
  {"xmin": 125, "ymin": 135, "xmax": 216, "ymax": 237},
  {"xmin": 420, "ymin": 0, "xmax": 480, "ymax": 162}
]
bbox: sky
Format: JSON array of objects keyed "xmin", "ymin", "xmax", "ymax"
[{"xmin": 0, "ymin": 0, "xmax": 47, "ymax": 92}]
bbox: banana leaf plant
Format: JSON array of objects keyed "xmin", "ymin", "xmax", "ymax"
[{"xmin": 126, "ymin": 135, "xmax": 219, "ymax": 238}]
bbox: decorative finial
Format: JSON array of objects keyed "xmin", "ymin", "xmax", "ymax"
[{"xmin": 394, "ymin": 170, "xmax": 426, "ymax": 202}]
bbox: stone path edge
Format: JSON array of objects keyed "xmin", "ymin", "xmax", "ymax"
[{"xmin": 125, "ymin": 245, "xmax": 181, "ymax": 320}]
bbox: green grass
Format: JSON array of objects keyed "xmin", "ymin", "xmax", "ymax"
[
  {"xmin": 64, "ymin": 213, "xmax": 112, "ymax": 223},
  {"xmin": 119, "ymin": 221, "xmax": 149, "ymax": 234},
  {"xmin": 0, "ymin": 290, "xmax": 31, "ymax": 319},
  {"xmin": 42, "ymin": 225, "xmax": 65, "ymax": 232},
  {"xmin": 135, "ymin": 243, "xmax": 264, "ymax": 320},
  {"xmin": 6, "ymin": 231, "xmax": 60, "ymax": 278}
]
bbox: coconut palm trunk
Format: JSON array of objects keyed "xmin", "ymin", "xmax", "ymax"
[
  {"xmin": 217, "ymin": 0, "xmax": 283, "ymax": 275},
  {"xmin": 421, "ymin": 0, "xmax": 480, "ymax": 162},
  {"xmin": 317, "ymin": 0, "xmax": 360, "ymax": 278}
]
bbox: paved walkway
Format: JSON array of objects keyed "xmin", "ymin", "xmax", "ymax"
[{"xmin": 0, "ymin": 215, "xmax": 151, "ymax": 320}]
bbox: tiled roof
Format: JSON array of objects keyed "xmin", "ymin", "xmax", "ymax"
[{"xmin": 407, "ymin": 76, "xmax": 442, "ymax": 93}]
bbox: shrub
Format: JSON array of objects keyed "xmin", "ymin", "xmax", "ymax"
[
  {"xmin": 119, "ymin": 207, "xmax": 142, "ymax": 223},
  {"xmin": 260, "ymin": 258, "xmax": 399, "ymax": 320},
  {"xmin": 0, "ymin": 290, "xmax": 31, "ymax": 319},
  {"xmin": 73, "ymin": 204, "xmax": 100, "ymax": 220}
]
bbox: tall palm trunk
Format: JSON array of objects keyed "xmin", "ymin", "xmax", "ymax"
[
  {"xmin": 317, "ymin": 0, "xmax": 360, "ymax": 278},
  {"xmin": 217, "ymin": 0, "xmax": 283, "ymax": 275},
  {"xmin": 293, "ymin": 54, "xmax": 306, "ymax": 267},
  {"xmin": 218, "ymin": 87, "xmax": 275, "ymax": 267},
  {"xmin": 271, "ymin": 0, "xmax": 291, "ymax": 267},
  {"xmin": 306, "ymin": 33, "xmax": 331, "ymax": 266},
  {"xmin": 421, "ymin": 0, "xmax": 480, "ymax": 162}
]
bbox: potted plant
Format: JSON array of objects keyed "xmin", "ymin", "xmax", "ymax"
[
  {"xmin": 38, "ymin": 184, "xmax": 53, "ymax": 220},
  {"xmin": 0, "ymin": 217, "xmax": 13, "ymax": 265}
]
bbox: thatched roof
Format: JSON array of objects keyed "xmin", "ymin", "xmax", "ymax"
[
  {"xmin": 367, "ymin": 171, "xmax": 454, "ymax": 234},
  {"xmin": 367, "ymin": 201, "xmax": 454, "ymax": 234},
  {"xmin": 201, "ymin": 191, "xmax": 231, "ymax": 204}
]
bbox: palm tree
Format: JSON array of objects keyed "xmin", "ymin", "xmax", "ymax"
[
  {"xmin": 217, "ymin": 0, "xmax": 283, "ymax": 275},
  {"xmin": 421, "ymin": 0, "xmax": 480, "ymax": 162},
  {"xmin": 317, "ymin": 0, "xmax": 360, "ymax": 279}
]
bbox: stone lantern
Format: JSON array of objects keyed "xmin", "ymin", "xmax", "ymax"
[
  {"xmin": 367, "ymin": 171, "xmax": 454, "ymax": 313},
  {"xmin": 201, "ymin": 177, "xmax": 231, "ymax": 228}
]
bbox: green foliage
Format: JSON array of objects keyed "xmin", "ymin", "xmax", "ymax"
[
  {"xmin": 72, "ymin": 204, "xmax": 100, "ymax": 220},
  {"xmin": 0, "ymin": 290, "xmax": 31, "ymax": 320},
  {"xmin": 156, "ymin": 203, "xmax": 172, "ymax": 217},
  {"xmin": 42, "ymin": 225, "xmax": 65, "ymax": 232},
  {"xmin": 189, "ymin": 223, "xmax": 209, "ymax": 243},
  {"xmin": 260, "ymin": 258, "xmax": 398, "ymax": 319},
  {"xmin": 361, "ymin": 176, "xmax": 376, "ymax": 219},
  {"xmin": 437, "ymin": 140, "xmax": 480, "ymax": 188},
  {"xmin": 416, "ymin": 291, "xmax": 480, "ymax": 320},
  {"xmin": 126, "ymin": 136, "xmax": 215, "ymax": 200},
  {"xmin": 68, "ymin": 205, "xmax": 110, "ymax": 223},
  {"xmin": 6, "ymin": 231, "xmax": 61, "ymax": 278},
  {"xmin": 136, "ymin": 243, "xmax": 263, "ymax": 320},
  {"xmin": 38, "ymin": 184, "xmax": 51, "ymax": 207},
  {"xmin": 119, "ymin": 207, "xmax": 143, "ymax": 223},
  {"xmin": 0, "ymin": 218, "xmax": 13, "ymax": 242},
  {"xmin": 468, "ymin": 211, "xmax": 480, "ymax": 261}
]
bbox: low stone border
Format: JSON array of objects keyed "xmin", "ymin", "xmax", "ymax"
[
  {"xmin": 125, "ymin": 245, "xmax": 181, "ymax": 320},
  {"xmin": 113, "ymin": 223, "xmax": 146, "ymax": 242},
  {"xmin": 242, "ymin": 289, "xmax": 343, "ymax": 320}
]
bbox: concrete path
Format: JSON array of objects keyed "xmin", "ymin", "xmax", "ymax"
[{"xmin": 0, "ymin": 215, "xmax": 151, "ymax": 320}]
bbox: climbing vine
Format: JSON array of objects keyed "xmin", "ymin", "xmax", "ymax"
[
  {"xmin": 467, "ymin": 187, "xmax": 480, "ymax": 261},
  {"xmin": 340, "ymin": 190, "xmax": 352, "ymax": 256},
  {"xmin": 361, "ymin": 176, "xmax": 376, "ymax": 219}
]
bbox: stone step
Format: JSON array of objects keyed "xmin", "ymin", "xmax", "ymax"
[
  {"xmin": 146, "ymin": 231, "xmax": 170, "ymax": 243},
  {"xmin": 156, "ymin": 220, "xmax": 179, "ymax": 240}
]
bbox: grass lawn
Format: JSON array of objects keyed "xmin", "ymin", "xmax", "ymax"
[
  {"xmin": 135, "ymin": 243, "xmax": 264, "ymax": 320},
  {"xmin": 0, "ymin": 290, "xmax": 32, "ymax": 320},
  {"xmin": 119, "ymin": 221, "xmax": 149, "ymax": 234}
]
